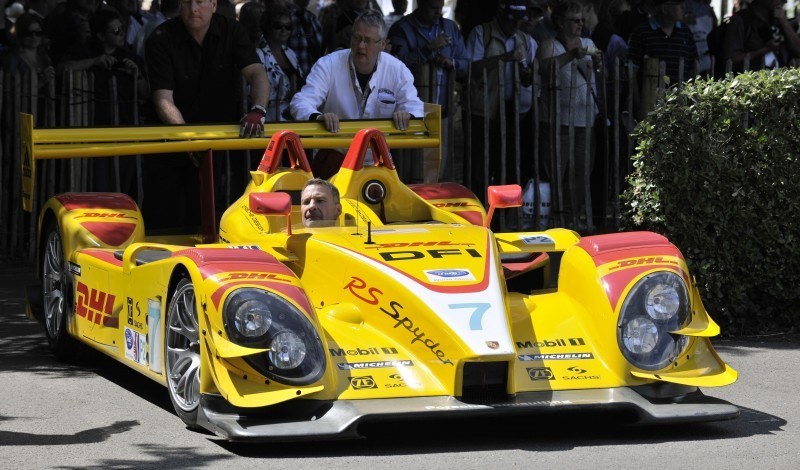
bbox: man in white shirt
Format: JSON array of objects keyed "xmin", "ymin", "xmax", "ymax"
[{"xmin": 290, "ymin": 9, "xmax": 424, "ymax": 178}]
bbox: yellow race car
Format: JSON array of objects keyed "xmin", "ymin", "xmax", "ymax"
[{"xmin": 23, "ymin": 113, "xmax": 738, "ymax": 441}]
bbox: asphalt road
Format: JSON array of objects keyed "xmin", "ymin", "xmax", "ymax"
[{"xmin": 1, "ymin": 261, "xmax": 798, "ymax": 469}]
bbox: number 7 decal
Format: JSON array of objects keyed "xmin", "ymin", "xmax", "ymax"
[{"xmin": 448, "ymin": 303, "xmax": 491, "ymax": 331}]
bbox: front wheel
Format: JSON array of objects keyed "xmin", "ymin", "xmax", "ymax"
[
  {"xmin": 41, "ymin": 222, "xmax": 79, "ymax": 360},
  {"xmin": 165, "ymin": 277, "xmax": 202, "ymax": 428}
]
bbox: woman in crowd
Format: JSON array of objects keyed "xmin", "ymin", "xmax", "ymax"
[
  {"xmin": 2, "ymin": 12, "xmax": 56, "ymax": 109},
  {"xmin": 257, "ymin": 3, "xmax": 304, "ymax": 121},
  {"xmin": 537, "ymin": 0, "xmax": 601, "ymax": 228}
]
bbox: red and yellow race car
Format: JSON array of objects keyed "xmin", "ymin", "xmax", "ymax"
[{"xmin": 21, "ymin": 110, "xmax": 737, "ymax": 441}]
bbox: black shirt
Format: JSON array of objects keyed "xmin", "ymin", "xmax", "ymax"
[{"xmin": 145, "ymin": 13, "xmax": 259, "ymax": 123}]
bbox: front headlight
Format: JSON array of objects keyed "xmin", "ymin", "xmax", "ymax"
[
  {"xmin": 617, "ymin": 271, "xmax": 691, "ymax": 370},
  {"xmin": 223, "ymin": 288, "xmax": 325, "ymax": 385}
]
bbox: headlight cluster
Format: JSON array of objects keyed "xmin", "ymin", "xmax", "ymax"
[
  {"xmin": 617, "ymin": 272, "xmax": 691, "ymax": 371},
  {"xmin": 223, "ymin": 288, "xmax": 325, "ymax": 385}
]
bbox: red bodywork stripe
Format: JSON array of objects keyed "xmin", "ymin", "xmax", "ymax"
[
  {"xmin": 57, "ymin": 193, "xmax": 138, "ymax": 211},
  {"xmin": 454, "ymin": 210, "xmax": 484, "ymax": 226},
  {"xmin": 408, "ymin": 182, "xmax": 477, "ymax": 200},
  {"xmin": 210, "ymin": 281, "xmax": 313, "ymax": 313},
  {"xmin": 80, "ymin": 222, "xmax": 137, "ymax": 246},
  {"xmin": 80, "ymin": 249, "xmax": 123, "ymax": 267},
  {"xmin": 577, "ymin": 232, "xmax": 688, "ymax": 311}
]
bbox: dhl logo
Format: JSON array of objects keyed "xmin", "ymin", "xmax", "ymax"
[
  {"xmin": 599, "ymin": 255, "xmax": 683, "ymax": 277},
  {"xmin": 218, "ymin": 272, "xmax": 291, "ymax": 283},
  {"xmin": 75, "ymin": 212, "xmax": 135, "ymax": 219},
  {"xmin": 365, "ymin": 241, "xmax": 474, "ymax": 250},
  {"xmin": 432, "ymin": 202, "xmax": 480, "ymax": 208},
  {"xmin": 75, "ymin": 281, "xmax": 116, "ymax": 326}
]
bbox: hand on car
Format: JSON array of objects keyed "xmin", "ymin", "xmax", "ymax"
[
  {"xmin": 239, "ymin": 107, "xmax": 265, "ymax": 138},
  {"xmin": 317, "ymin": 112, "xmax": 340, "ymax": 133},
  {"xmin": 393, "ymin": 111, "xmax": 410, "ymax": 131}
]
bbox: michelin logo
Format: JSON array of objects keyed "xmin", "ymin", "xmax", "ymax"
[
  {"xmin": 337, "ymin": 360, "xmax": 413, "ymax": 370},
  {"xmin": 518, "ymin": 353, "xmax": 594, "ymax": 361}
]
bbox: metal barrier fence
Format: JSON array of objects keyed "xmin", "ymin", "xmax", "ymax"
[{"xmin": 1, "ymin": 55, "xmax": 792, "ymax": 258}]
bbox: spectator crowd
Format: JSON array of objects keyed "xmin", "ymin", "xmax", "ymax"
[{"xmin": 2, "ymin": 0, "xmax": 800, "ymax": 228}]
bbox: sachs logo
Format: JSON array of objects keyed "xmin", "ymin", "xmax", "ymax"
[{"xmin": 428, "ymin": 270, "xmax": 470, "ymax": 278}]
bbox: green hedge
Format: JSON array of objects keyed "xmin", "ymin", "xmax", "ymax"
[{"xmin": 622, "ymin": 69, "xmax": 800, "ymax": 335}]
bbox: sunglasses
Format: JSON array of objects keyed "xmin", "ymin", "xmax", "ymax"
[
  {"xmin": 567, "ymin": 17, "xmax": 585, "ymax": 24},
  {"xmin": 272, "ymin": 22, "xmax": 292, "ymax": 31},
  {"xmin": 108, "ymin": 27, "xmax": 123, "ymax": 35},
  {"xmin": 25, "ymin": 30, "xmax": 44, "ymax": 37},
  {"xmin": 351, "ymin": 34, "xmax": 382, "ymax": 46}
]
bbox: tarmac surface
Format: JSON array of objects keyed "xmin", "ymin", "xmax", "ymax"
[{"xmin": 1, "ymin": 260, "xmax": 798, "ymax": 469}]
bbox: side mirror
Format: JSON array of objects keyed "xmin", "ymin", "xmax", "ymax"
[
  {"xmin": 485, "ymin": 184, "xmax": 522, "ymax": 228},
  {"xmin": 249, "ymin": 192, "xmax": 293, "ymax": 235}
]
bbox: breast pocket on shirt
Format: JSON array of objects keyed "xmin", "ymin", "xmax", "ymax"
[{"xmin": 377, "ymin": 88, "xmax": 397, "ymax": 106}]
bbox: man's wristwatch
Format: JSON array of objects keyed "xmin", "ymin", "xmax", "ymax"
[{"xmin": 250, "ymin": 104, "xmax": 267, "ymax": 116}]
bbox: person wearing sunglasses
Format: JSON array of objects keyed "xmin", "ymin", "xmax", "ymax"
[
  {"xmin": 256, "ymin": 3, "xmax": 304, "ymax": 121},
  {"xmin": 290, "ymin": 10, "xmax": 423, "ymax": 179},
  {"xmin": 537, "ymin": 0, "xmax": 602, "ymax": 229},
  {"xmin": 2, "ymin": 12, "xmax": 55, "ymax": 99}
]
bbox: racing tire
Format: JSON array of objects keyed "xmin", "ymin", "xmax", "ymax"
[
  {"xmin": 165, "ymin": 277, "xmax": 202, "ymax": 429},
  {"xmin": 41, "ymin": 221, "xmax": 80, "ymax": 361}
]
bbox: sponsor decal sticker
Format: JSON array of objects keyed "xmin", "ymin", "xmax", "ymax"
[
  {"xmin": 424, "ymin": 401, "xmax": 573, "ymax": 410},
  {"xmin": 75, "ymin": 281, "xmax": 115, "ymax": 326},
  {"xmin": 379, "ymin": 248, "xmax": 482, "ymax": 262},
  {"xmin": 518, "ymin": 353, "xmax": 595, "ymax": 361},
  {"xmin": 562, "ymin": 366, "xmax": 600, "ymax": 380},
  {"xmin": 486, "ymin": 341, "xmax": 500, "ymax": 350},
  {"xmin": 227, "ymin": 245, "xmax": 261, "ymax": 250},
  {"xmin": 520, "ymin": 235, "xmax": 555, "ymax": 246},
  {"xmin": 527, "ymin": 367, "xmax": 555, "ymax": 381},
  {"xmin": 344, "ymin": 276, "xmax": 453, "ymax": 366},
  {"xmin": 515, "ymin": 338, "xmax": 586, "ymax": 349},
  {"xmin": 424, "ymin": 269, "xmax": 475, "ymax": 283},
  {"xmin": 124, "ymin": 327, "xmax": 147, "ymax": 366},
  {"xmin": 349, "ymin": 376, "xmax": 378, "ymax": 390},
  {"xmin": 337, "ymin": 360, "xmax": 413, "ymax": 370},
  {"xmin": 329, "ymin": 347, "xmax": 398, "ymax": 356},
  {"xmin": 218, "ymin": 272, "xmax": 290, "ymax": 283},
  {"xmin": 126, "ymin": 297, "xmax": 144, "ymax": 329},
  {"xmin": 75, "ymin": 212, "xmax": 135, "ymax": 219},
  {"xmin": 68, "ymin": 262, "xmax": 81, "ymax": 276}
]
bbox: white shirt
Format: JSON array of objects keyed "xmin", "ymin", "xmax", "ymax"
[
  {"xmin": 537, "ymin": 37, "xmax": 599, "ymax": 127},
  {"xmin": 466, "ymin": 23, "xmax": 538, "ymax": 114},
  {"xmin": 290, "ymin": 49, "xmax": 424, "ymax": 121}
]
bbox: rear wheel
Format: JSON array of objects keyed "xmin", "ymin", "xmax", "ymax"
[
  {"xmin": 165, "ymin": 278, "xmax": 202, "ymax": 428},
  {"xmin": 42, "ymin": 222, "xmax": 78, "ymax": 360}
]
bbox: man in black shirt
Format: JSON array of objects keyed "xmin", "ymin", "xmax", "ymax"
[
  {"xmin": 145, "ymin": 0, "xmax": 268, "ymax": 131},
  {"xmin": 143, "ymin": 0, "xmax": 269, "ymax": 231}
]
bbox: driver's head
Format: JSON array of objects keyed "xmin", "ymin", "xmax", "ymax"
[{"xmin": 300, "ymin": 179, "xmax": 342, "ymax": 228}]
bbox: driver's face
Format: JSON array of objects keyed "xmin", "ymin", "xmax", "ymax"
[{"xmin": 301, "ymin": 184, "xmax": 342, "ymax": 227}]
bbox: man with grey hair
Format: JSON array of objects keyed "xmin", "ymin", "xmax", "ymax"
[{"xmin": 290, "ymin": 10, "xmax": 424, "ymax": 178}]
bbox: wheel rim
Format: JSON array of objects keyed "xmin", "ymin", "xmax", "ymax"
[
  {"xmin": 42, "ymin": 230, "xmax": 65, "ymax": 339},
  {"xmin": 166, "ymin": 283, "xmax": 201, "ymax": 412}
]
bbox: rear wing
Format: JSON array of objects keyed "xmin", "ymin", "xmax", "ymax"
[{"xmin": 21, "ymin": 104, "xmax": 441, "ymax": 211}]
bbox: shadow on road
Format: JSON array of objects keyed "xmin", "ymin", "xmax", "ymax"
[{"xmin": 0, "ymin": 420, "xmax": 139, "ymax": 446}]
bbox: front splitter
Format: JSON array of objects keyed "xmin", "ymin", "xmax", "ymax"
[{"xmin": 197, "ymin": 387, "xmax": 739, "ymax": 441}]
